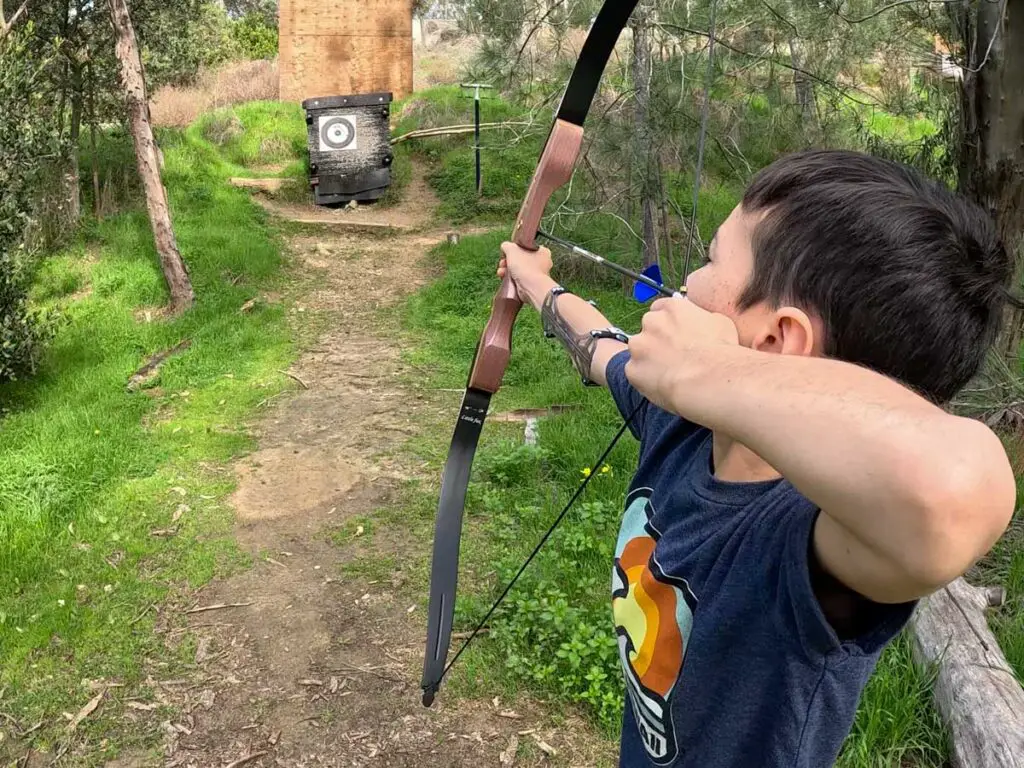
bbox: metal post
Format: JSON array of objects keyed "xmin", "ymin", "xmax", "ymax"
[
  {"xmin": 474, "ymin": 85, "xmax": 482, "ymax": 196},
  {"xmin": 460, "ymin": 83, "xmax": 493, "ymax": 198}
]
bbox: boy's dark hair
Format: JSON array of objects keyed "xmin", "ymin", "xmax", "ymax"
[{"xmin": 739, "ymin": 149, "xmax": 1019, "ymax": 404}]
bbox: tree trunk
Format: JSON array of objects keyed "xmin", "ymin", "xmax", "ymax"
[
  {"xmin": 957, "ymin": 0, "xmax": 1024, "ymax": 359},
  {"xmin": 908, "ymin": 577, "xmax": 1024, "ymax": 767},
  {"xmin": 67, "ymin": 62, "xmax": 84, "ymax": 225},
  {"xmin": 661, "ymin": 183, "xmax": 675, "ymax": 286},
  {"xmin": 631, "ymin": 1, "xmax": 659, "ymax": 268},
  {"xmin": 108, "ymin": 0, "xmax": 194, "ymax": 313},
  {"xmin": 788, "ymin": 35, "xmax": 818, "ymax": 138},
  {"xmin": 0, "ymin": 0, "xmax": 32, "ymax": 41},
  {"xmin": 88, "ymin": 58, "xmax": 101, "ymax": 219}
]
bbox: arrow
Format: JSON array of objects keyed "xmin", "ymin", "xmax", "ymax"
[{"xmin": 536, "ymin": 230, "xmax": 681, "ymax": 301}]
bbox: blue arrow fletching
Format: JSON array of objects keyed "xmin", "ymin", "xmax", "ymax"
[{"xmin": 632, "ymin": 263, "xmax": 664, "ymax": 303}]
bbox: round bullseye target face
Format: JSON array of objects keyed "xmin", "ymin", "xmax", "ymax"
[{"xmin": 318, "ymin": 115, "xmax": 358, "ymax": 152}]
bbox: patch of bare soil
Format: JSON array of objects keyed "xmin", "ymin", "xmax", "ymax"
[
  {"xmin": 251, "ymin": 167, "xmax": 439, "ymax": 233},
  {"xmin": 108, "ymin": 163, "xmax": 616, "ymax": 768}
]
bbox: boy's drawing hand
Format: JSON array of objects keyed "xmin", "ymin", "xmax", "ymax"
[{"xmin": 626, "ymin": 295, "xmax": 739, "ymax": 412}]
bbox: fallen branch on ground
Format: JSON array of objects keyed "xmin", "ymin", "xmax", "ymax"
[
  {"xmin": 126, "ymin": 339, "xmax": 192, "ymax": 392},
  {"xmin": 331, "ymin": 660, "xmax": 406, "ymax": 684},
  {"xmin": 908, "ymin": 576, "xmax": 1024, "ymax": 767},
  {"xmin": 65, "ymin": 691, "xmax": 104, "ymax": 733},
  {"xmin": 185, "ymin": 602, "xmax": 253, "ymax": 614},
  {"xmin": 225, "ymin": 752, "xmax": 267, "ymax": 768},
  {"xmin": 277, "ymin": 369, "xmax": 309, "ymax": 389}
]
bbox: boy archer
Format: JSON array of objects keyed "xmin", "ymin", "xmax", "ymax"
[{"xmin": 497, "ymin": 150, "xmax": 1019, "ymax": 767}]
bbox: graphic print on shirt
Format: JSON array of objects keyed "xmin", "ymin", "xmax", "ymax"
[{"xmin": 613, "ymin": 488, "xmax": 697, "ymax": 765}]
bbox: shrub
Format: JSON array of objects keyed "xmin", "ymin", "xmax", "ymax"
[
  {"xmin": 230, "ymin": 11, "xmax": 279, "ymax": 60},
  {"xmin": 0, "ymin": 27, "xmax": 62, "ymax": 382}
]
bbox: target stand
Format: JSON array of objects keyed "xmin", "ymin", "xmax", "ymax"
[{"xmin": 302, "ymin": 93, "xmax": 394, "ymax": 206}]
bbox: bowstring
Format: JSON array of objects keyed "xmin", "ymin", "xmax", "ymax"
[
  {"xmin": 681, "ymin": 0, "xmax": 720, "ymax": 282},
  {"xmin": 440, "ymin": 399, "xmax": 645, "ymax": 682}
]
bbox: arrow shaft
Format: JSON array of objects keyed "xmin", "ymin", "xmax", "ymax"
[{"xmin": 537, "ymin": 230, "xmax": 676, "ymax": 298}]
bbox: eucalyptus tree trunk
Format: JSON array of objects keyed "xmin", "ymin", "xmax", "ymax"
[
  {"xmin": 66, "ymin": 60, "xmax": 84, "ymax": 225},
  {"xmin": 108, "ymin": 0, "xmax": 194, "ymax": 313},
  {"xmin": 0, "ymin": 0, "xmax": 31, "ymax": 40},
  {"xmin": 88, "ymin": 58, "xmax": 101, "ymax": 218},
  {"xmin": 956, "ymin": 0, "xmax": 1024, "ymax": 359},
  {"xmin": 631, "ymin": 0, "xmax": 659, "ymax": 268},
  {"xmin": 788, "ymin": 35, "xmax": 818, "ymax": 135}
]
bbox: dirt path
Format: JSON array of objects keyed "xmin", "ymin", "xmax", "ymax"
[{"xmin": 120, "ymin": 165, "xmax": 615, "ymax": 768}]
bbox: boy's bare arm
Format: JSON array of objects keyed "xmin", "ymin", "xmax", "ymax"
[{"xmin": 626, "ymin": 298, "xmax": 1017, "ymax": 604}]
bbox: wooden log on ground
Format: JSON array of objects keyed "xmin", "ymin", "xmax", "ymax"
[
  {"xmin": 229, "ymin": 177, "xmax": 287, "ymax": 193},
  {"xmin": 908, "ymin": 576, "xmax": 1024, "ymax": 767}
]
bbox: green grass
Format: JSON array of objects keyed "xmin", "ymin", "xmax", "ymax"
[
  {"xmin": 838, "ymin": 635, "xmax": 946, "ymax": 767},
  {"xmin": 195, "ymin": 100, "xmax": 308, "ymax": 169},
  {"xmin": 990, "ymin": 516, "xmax": 1024, "ymax": 676},
  {"xmin": 398, "ymin": 229, "xmax": 953, "ymax": 765},
  {"xmin": 190, "ymin": 100, "xmax": 417, "ymax": 209},
  {"xmin": 0, "ymin": 108, "xmax": 302, "ymax": 763},
  {"xmin": 394, "ymin": 85, "xmax": 547, "ymax": 223},
  {"xmin": 977, "ymin": 437, "xmax": 1024, "ymax": 685},
  {"xmin": 861, "ymin": 109, "xmax": 937, "ymax": 144},
  {"xmin": 397, "ymin": 87, "xmax": 741, "ymax": 291}
]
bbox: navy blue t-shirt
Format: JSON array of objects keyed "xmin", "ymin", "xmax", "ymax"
[{"xmin": 605, "ymin": 350, "xmax": 915, "ymax": 768}]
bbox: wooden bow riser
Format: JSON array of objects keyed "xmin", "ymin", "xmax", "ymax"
[{"xmin": 466, "ymin": 120, "xmax": 585, "ymax": 394}]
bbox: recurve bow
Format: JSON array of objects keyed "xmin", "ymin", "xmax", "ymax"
[{"xmin": 421, "ymin": 0, "xmax": 646, "ymax": 707}]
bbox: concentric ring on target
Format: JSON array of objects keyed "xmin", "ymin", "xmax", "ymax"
[{"xmin": 320, "ymin": 117, "xmax": 356, "ymax": 150}]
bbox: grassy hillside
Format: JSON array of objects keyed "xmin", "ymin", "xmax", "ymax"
[{"xmin": 0, "ymin": 108, "xmax": 304, "ymax": 762}]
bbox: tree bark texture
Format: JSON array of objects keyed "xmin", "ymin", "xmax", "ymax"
[
  {"xmin": 88, "ymin": 58, "xmax": 101, "ymax": 219},
  {"xmin": 67, "ymin": 61, "xmax": 84, "ymax": 226},
  {"xmin": 0, "ymin": 0, "xmax": 31, "ymax": 41},
  {"xmin": 909, "ymin": 577, "xmax": 1024, "ymax": 767},
  {"xmin": 957, "ymin": 0, "xmax": 1024, "ymax": 358},
  {"xmin": 788, "ymin": 35, "xmax": 818, "ymax": 136},
  {"xmin": 631, "ymin": 1, "xmax": 659, "ymax": 268},
  {"xmin": 108, "ymin": 0, "xmax": 194, "ymax": 312}
]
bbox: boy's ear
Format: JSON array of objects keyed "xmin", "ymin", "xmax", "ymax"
[{"xmin": 751, "ymin": 306, "xmax": 818, "ymax": 356}]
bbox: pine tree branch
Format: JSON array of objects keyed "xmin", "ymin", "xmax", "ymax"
[
  {"xmin": 655, "ymin": 20, "xmax": 879, "ymax": 107},
  {"xmin": 828, "ymin": 0, "xmax": 962, "ymax": 25}
]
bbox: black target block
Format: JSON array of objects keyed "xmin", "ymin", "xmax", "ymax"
[{"xmin": 302, "ymin": 92, "xmax": 394, "ymax": 206}]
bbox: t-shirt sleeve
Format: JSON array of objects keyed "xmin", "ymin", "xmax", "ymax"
[
  {"xmin": 604, "ymin": 349, "xmax": 649, "ymax": 439},
  {"xmin": 764, "ymin": 501, "xmax": 917, "ymax": 658}
]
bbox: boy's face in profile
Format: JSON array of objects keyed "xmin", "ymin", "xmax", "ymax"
[
  {"xmin": 686, "ymin": 203, "xmax": 824, "ymax": 358},
  {"xmin": 685, "ymin": 203, "xmax": 755, "ymax": 320}
]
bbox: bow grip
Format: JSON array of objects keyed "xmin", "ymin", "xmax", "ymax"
[
  {"xmin": 466, "ymin": 275, "xmax": 522, "ymax": 393},
  {"xmin": 467, "ymin": 120, "xmax": 585, "ymax": 394}
]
